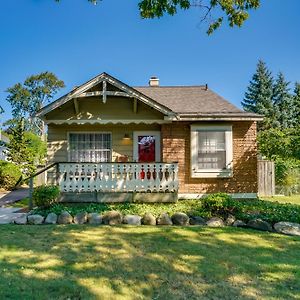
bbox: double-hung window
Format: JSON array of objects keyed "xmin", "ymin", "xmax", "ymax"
[
  {"xmin": 69, "ymin": 133, "xmax": 111, "ymax": 162},
  {"xmin": 191, "ymin": 125, "xmax": 233, "ymax": 178}
]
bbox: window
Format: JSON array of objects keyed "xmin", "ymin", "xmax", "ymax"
[
  {"xmin": 191, "ymin": 125, "xmax": 233, "ymax": 178},
  {"xmin": 69, "ymin": 133, "xmax": 111, "ymax": 162}
]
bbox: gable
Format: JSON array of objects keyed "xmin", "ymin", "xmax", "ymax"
[{"xmin": 37, "ymin": 72, "xmax": 175, "ymax": 121}]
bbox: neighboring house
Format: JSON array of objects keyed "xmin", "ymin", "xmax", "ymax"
[
  {"xmin": 0, "ymin": 130, "xmax": 9, "ymax": 161},
  {"xmin": 36, "ymin": 72, "xmax": 263, "ymax": 202}
]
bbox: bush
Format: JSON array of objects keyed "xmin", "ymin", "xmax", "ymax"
[
  {"xmin": 201, "ymin": 193, "xmax": 234, "ymax": 216},
  {"xmin": 32, "ymin": 185, "xmax": 60, "ymax": 208},
  {"xmin": 0, "ymin": 161, "xmax": 22, "ymax": 190}
]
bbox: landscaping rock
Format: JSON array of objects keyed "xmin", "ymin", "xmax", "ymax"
[
  {"xmin": 45, "ymin": 213, "xmax": 58, "ymax": 224},
  {"xmin": 141, "ymin": 213, "xmax": 156, "ymax": 225},
  {"xmin": 247, "ymin": 219, "xmax": 272, "ymax": 232},
  {"xmin": 88, "ymin": 213, "xmax": 102, "ymax": 225},
  {"xmin": 171, "ymin": 212, "xmax": 189, "ymax": 226},
  {"xmin": 57, "ymin": 211, "xmax": 73, "ymax": 224},
  {"xmin": 74, "ymin": 212, "xmax": 88, "ymax": 224},
  {"xmin": 233, "ymin": 220, "xmax": 247, "ymax": 227},
  {"xmin": 27, "ymin": 214, "xmax": 44, "ymax": 225},
  {"xmin": 274, "ymin": 222, "xmax": 300, "ymax": 236},
  {"xmin": 157, "ymin": 213, "xmax": 172, "ymax": 225},
  {"xmin": 102, "ymin": 211, "xmax": 123, "ymax": 225},
  {"xmin": 206, "ymin": 217, "xmax": 224, "ymax": 227},
  {"xmin": 123, "ymin": 215, "xmax": 142, "ymax": 225},
  {"xmin": 14, "ymin": 214, "xmax": 27, "ymax": 225},
  {"xmin": 189, "ymin": 216, "xmax": 206, "ymax": 225},
  {"xmin": 225, "ymin": 214, "xmax": 236, "ymax": 226}
]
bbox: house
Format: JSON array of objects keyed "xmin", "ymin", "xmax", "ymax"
[
  {"xmin": 36, "ymin": 72, "xmax": 263, "ymax": 202},
  {"xmin": 0, "ymin": 130, "xmax": 9, "ymax": 161}
]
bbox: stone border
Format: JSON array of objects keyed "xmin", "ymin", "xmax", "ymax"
[{"xmin": 12, "ymin": 211, "xmax": 300, "ymax": 237}]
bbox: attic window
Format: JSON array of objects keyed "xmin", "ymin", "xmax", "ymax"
[{"xmin": 190, "ymin": 125, "xmax": 233, "ymax": 178}]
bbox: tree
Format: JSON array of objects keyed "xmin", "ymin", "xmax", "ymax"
[
  {"xmin": 242, "ymin": 60, "xmax": 277, "ymax": 130},
  {"xmin": 293, "ymin": 82, "xmax": 300, "ymax": 126},
  {"xmin": 273, "ymin": 72, "xmax": 294, "ymax": 129},
  {"xmin": 55, "ymin": 0, "xmax": 260, "ymax": 35},
  {"xmin": 7, "ymin": 120, "xmax": 46, "ymax": 176},
  {"xmin": 5, "ymin": 72, "xmax": 65, "ymax": 136}
]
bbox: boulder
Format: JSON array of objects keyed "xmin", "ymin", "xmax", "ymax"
[
  {"xmin": 225, "ymin": 214, "xmax": 236, "ymax": 226},
  {"xmin": 102, "ymin": 211, "xmax": 123, "ymax": 225},
  {"xmin": 247, "ymin": 219, "xmax": 272, "ymax": 231},
  {"xmin": 157, "ymin": 213, "xmax": 172, "ymax": 225},
  {"xmin": 233, "ymin": 220, "xmax": 247, "ymax": 227},
  {"xmin": 123, "ymin": 215, "xmax": 142, "ymax": 225},
  {"xmin": 141, "ymin": 213, "xmax": 156, "ymax": 225},
  {"xmin": 44, "ymin": 213, "xmax": 58, "ymax": 224},
  {"xmin": 14, "ymin": 214, "xmax": 28, "ymax": 225},
  {"xmin": 27, "ymin": 214, "xmax": 44, "ymax": 225},
  {"xmin": 206, "ymin": 217, "xmax": 224, "ymax": 227},
  {"xmin": 189, "ymin": 216, "xmax": 206, "ymax": 225},
  {"xmin": 171, "ymin": 212, "xmax": 189, "ymax": 226},
  {"xmin": 74, "ymin": 212, "xmax": 88, "ymax": 224},
  {"xmin": 88, "ymin": 213, "xmax": 102, "ymax": 225},
  {"xmin": 57, "ymin": 211, "xmax": 73, "ymax": 224},
  {"xmin": 274, "ymin": 222, "xmax": 300, "ymax": 236}
]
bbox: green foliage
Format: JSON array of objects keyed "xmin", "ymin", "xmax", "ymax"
[
  {"xmin": 32, "ymin": 185, "xmax": 60, "ymax": 208},
  {"xmin": 7, "ymin": 121, "xmax": 46, "ymax": 176},
  {"xmin": 242, "ymin": 60, "xmax": 277, "ymax": 130},
  {"xmin": 201, "ymin": 192, "xmax": 233, "ymax": 215},
  {"xmin": 56, "ymin": 0, "xmax": 260, "ymax": 35},
  {"xmin": 5, "ymin": 72, "xmax": 64, "ymax": 136},
  {"xmin": 0, "ymin": 161, "xmax": 22, "ymax": 190}
]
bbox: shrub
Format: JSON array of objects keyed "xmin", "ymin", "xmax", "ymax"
[
  {"xmin": 32, "ymin": 185, "xmax": 60, "ymax": 208},
  {"xmin": 0, "ymin": 161, "xmax": 22, "ymax": 190},
  {"xmin": 201, "ymin": 193, "xmax": 234, "ymax": 215}
]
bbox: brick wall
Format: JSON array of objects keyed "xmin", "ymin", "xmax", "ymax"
[{"xmin": 161, "ymin": 121, "xmax": 258, "ymax": 194}]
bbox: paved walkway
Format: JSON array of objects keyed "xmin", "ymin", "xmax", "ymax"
[
  {"xmin": 0, "ymin": 207, "xmax": 26, "ymax": 224},
  {"xmin": 0, "ymin": 187, "xmax": 29, "ymax": 207}
]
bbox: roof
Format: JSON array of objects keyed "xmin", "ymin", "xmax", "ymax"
[{"xmin": 36, "ymin": 72, "xmax": 263, "ymax": 121}]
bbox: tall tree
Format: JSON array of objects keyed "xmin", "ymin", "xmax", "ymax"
[
  {"xmin": 293, "ymin": 82, "xmax": 300, "ymax": 126},
  {"xmin": 242, "ymin": 60, "xmax": 276, "ymax": 130},
  {"xmin": 5, "ymin": 72, "xmax": 65, "ymax": 136},
  {"xmin": 55, "ymin": 0, "xmax": 260, "ymax": 35},
  {"xmin": 273, "ymin": 72, "xmax": 294, "ymax": 129}
]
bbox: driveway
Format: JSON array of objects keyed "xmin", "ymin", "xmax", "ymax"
[{"xmin": 0, "ymin": 187, "xmax": 29, "ymax": 207}]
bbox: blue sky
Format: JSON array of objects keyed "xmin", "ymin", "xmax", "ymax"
[{"xmin": 0, "ymin": 0, "xmax": 299, "ymax": 122}]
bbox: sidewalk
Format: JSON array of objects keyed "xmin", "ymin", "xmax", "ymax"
[{"xmin": 0, "ymin": 187, "xmax": 29, "ymax": 207}]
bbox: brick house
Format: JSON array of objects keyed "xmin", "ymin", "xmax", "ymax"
[{"xmin": 37, "ymin": 72, "xmax": 262, "ymax": 202}]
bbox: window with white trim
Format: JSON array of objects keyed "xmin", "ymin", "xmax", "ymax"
[
  {"xmin": 69, "ymin": 133, "xmax": 111, "ymax": 162},
  {"xmin": 191, "ymin": 125, "xmax": 233, "ymax": 178}
]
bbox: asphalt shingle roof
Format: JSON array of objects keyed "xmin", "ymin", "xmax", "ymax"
[{"xmin": 134, "ymin": 86, "xmax": 246, "ymax": 115}]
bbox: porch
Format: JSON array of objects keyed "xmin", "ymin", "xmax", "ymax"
[{"xmin": 56, "ymin": 162, "xmax": 179, "ymax": 202}]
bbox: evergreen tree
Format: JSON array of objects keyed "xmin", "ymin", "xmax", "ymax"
[
  {"xmin": 273, "ymin": 72, "xmax": 294, "ymax": 129},
  {"xmin": 242, "ymin": 60, "xmax": 276, "ymax": 129},
  {"xmin": 293, "ymin": 82, "xmax": 300, "ymax": 126}
]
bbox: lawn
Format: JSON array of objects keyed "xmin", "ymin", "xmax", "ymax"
[
  {"xmin": 262, "ymin": 195, "xmax": 300, "ymax": 206},
  {"xmin": 0, "ymin": 226, "xmax": 299, "ymax": 300}
]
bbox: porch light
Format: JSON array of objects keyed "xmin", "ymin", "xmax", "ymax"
[{"xmin": 123, "ymin": 133, "xmax": 131, "ymax": 140}]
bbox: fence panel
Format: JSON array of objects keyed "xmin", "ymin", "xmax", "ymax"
[{"xmin": 258, "ymin": 160, "xmax": 275, "ymax": 197}]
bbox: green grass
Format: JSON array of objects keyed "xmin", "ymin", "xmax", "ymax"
[
  {"xmin": 10, "ymin": 197, "xmax": 30, "ymax": 208},
  {"xmin": 0, "ymin": 226, "xmax": 299, "ymax": 300},
  {"xmin": 262, "ymin": 195, "xmax": 300, "ymax": 205}
]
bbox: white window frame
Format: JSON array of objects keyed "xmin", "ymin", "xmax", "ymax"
[
  {"xmin": 67, "ymin": 131, "xmax": 112, "ymax": 162},
  {"xmin": 133, "ymin": 131, "xmax": 161, "ymax": 162},
  {"xmin": 191, "ymin": 125, "xmax": 233, "ymax": 178}
]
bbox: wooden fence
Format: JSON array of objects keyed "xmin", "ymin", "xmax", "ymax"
[{"xmin": 258, "ymin": 160, "xmax": 275, "ymax": 197}]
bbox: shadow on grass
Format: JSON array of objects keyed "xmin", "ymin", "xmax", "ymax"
[{"xmin": 0, "ymin": 225, "xmax": 300, "ymax": 299}]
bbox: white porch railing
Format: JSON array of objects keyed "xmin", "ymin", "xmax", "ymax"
[{"xmin": 58, "ymin": 162, "xmax": 179, "ymax": 193}]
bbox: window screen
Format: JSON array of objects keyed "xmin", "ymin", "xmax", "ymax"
[
  {"xmin": 69, "ymin": 133, "xmax": 111, "ymax": 162},
  {"xmin": 197, "ymin": 131, "xmax": 226, "ymax": 170}
]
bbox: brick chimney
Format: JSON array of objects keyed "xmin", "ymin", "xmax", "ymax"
[{"xmin": 149, "ymin": 76, "xmax": 159, "ymax": 87}]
